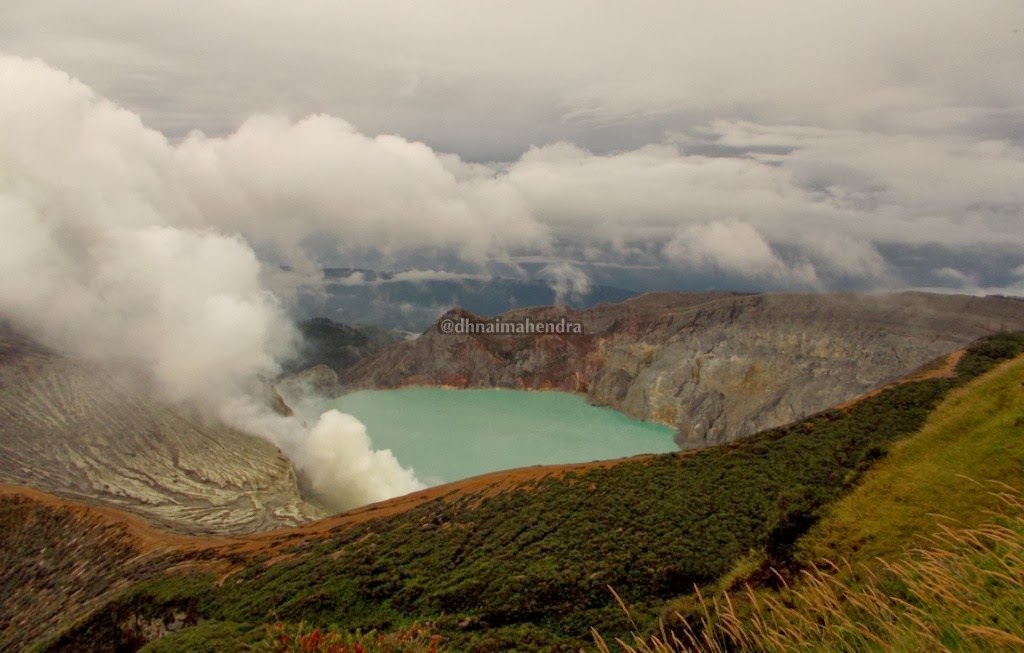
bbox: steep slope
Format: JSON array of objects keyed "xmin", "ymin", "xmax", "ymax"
[
  {"xmin": 29, "ymin": 334, "xmax": 1022, "ymax": 652},
  {"xmin": 344, "ymin": 291, "xmax": 1024, "ymax": 448},
  {"xmin": 0, "ymin": 324, "xmax": 321, "ymax": 534},
  {"xmin": 626, "ymin": 339, "xmax": 1024, "ymax": 653},
  {"xmin": 0, "ymin": 485, "xmax": 225, "ymax": 651},
  {"xmin": 799, "ymin": 339, "xmax": 1024, "ymax": 564}
]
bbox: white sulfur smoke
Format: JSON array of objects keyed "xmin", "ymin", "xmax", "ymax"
[
  {"xmin": 219, "ymin": 398, "xmax": 423, "ymax": 511},
  {"xmin": 0, "ymin": 54, "xmax": 423, "ymax": 511},
  {"xmin": 539, "ymin": 261, "xmax": 592, "ymax": 305},
  {"xmin": 301, "ymin": 411, "xmax": 424, "ymax": 508}
]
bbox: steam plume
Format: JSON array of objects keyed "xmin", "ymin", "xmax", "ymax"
[
  {"xmin": 0, "ymin": 54, "xmax": 422, "ymax": 512},
  {"xmin": 539, "ymin": 262, "xmax": 592, "ymax": 304}
]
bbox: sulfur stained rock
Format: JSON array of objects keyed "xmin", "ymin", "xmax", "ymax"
[{"xmin": 0, "ymin": 324, "xmax": 321, "ymax": 534}]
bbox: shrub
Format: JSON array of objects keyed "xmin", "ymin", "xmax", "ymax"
[
  {"xmin": 593, "ymin": 489, "xmax": 1024, "ymax": 653},
  {"xmin": 259, "ymin": 621, "xmax": 444, "ymax": 653}
]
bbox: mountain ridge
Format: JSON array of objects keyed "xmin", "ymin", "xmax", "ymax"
[{"xmin": 342, "ymin": 291, "xmax": 1024, "ymax": 448}]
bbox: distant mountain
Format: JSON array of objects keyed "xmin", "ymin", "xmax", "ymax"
[
  {"xmin": 297, "ymin": 268, "xmax": 638, "ymax": 331},
  {"xmin": 343, "ymin": 291, "xmax": 1024, "ymax": 448}
]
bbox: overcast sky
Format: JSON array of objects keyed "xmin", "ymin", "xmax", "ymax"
[{"xmin": 3, "ymin": 1, "xmax": 1024, "ymax": 296}]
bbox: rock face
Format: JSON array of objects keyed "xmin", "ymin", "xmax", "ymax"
[
  {"xmin": 286, "ymin": 317, "xmax": 406, "ymax": 373},
  {"xmin": 0, "ymin": 325, "xmax": 321, "ymax": 534},
  {"xmin": 343, "ymin": 292, "xmax": 1024, "ymax": 448}
]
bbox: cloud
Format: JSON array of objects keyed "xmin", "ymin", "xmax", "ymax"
[
  {"xmin": 795, "ymin": 233, "xmax": 891, "ymax": 284},
  {"xmin": 0, "ymin": 53, "xmax": 551, "ymax": 276},
  {"xmin": 5, "ymin": 2, "xmax": 1022, "ymax": 159},
  {"xmin": 332, "ymin": 271, "xmax": 373, "ymax": 287},
  {"xmin": 329, "ymin": 269, "xmax": 491, "ymax": 286},
  {"xmin": 174, "ymin": 112, "xmax": 549, "ymax": 268},
  {"xmin": 389, "ymin": 269, "xmax": 490, "ymax": 283},
  {"xmin": 0, "ymin": 54, "xmax": 424, "ymax": 512},
  {"xmin": 5, "ymin": 50, "xmax": 1024, "ymax": 302},
  {"xmin": 538, "ymin": 262, "xmax": 592, "ymax": 304},
  {"xmin": 0, "ymin": 57, "xmax": 285, "ymax": 401},
  {"xmin": 932, "ymin": 266, "xmax": 977, "ymax": 288},
  {"xmin": 664, "ymin": 219, "xmax": 819, "ymax": 288}
]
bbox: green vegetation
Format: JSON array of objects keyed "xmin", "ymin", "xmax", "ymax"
[
  {"xmin": 141, "ymin": 621, "xmax": 264, "ymax": 652},
  {"xmin": 596, "ymin": 492, "xmax": 1024, "ymax": 653},
  {"xmin": 598, "ymin": 341, "xmax": 1024, "ymax": 652},
  {"xmin": 48, "ymin": 334, "xmax": 1024, "ymax": 651},
  {"xmin": 801, "ymin": 349, "xmax": 1024, "ymax": 564}
]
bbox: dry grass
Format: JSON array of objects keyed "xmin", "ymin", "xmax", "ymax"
[{"xmin": 593, "ymin": 488, "xmax": 1024, "ymax": 653}]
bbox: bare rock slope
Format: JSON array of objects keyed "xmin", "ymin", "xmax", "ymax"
[
  {"xmin": 343, "ymin": 292, "xmax": 1024, "ymax": 448},
  {"xmin": 0, "ymin": 325, "xmax": 321, "ymax": 534}
]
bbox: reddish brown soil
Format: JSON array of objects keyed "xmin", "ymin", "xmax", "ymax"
[
  {"xmin": 0, "ymin": 484, "xmax": 207, "ymax": 554},
  {"xmin": 1, "ymin": 452, "xmax": 663, "ymax": 563},
  {"xmin": 212, "ymin": 453, "xmax": 663, "ymax": 558}
]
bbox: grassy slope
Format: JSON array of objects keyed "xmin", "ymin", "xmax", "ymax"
[
  {"xmin": 800, "ymin": 352, "xmax": 1024, "ymax": 565},
  {"xmin": 610, "ymin": 347, "xmax": 1024, "ymax": 653},
  {"xmin": 42, "ymin": 334, "xmax": 1024, "ymax": 652}
]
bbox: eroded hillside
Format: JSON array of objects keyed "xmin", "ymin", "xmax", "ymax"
[{"xmin": 0, "ymin": 323, "xmax": 321, "ymax": 534}]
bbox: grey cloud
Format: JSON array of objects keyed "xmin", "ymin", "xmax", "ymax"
[
  {"xmin": 877, "ymin": 244, "xmax": 1024, "ymax": 293},
  {"xmin": 7, "ymin": 2, "xmax": 1023, "ymax": 154},
  {"xmin": 0, "ymin": 54, "xmax": 425, "ymax": 510},
  {"xmin": 790, "ymin": 163, "xmax": 888, "ymax": 212},
  {"xmin": 538, "ymin": 262, "xmax": 593, "ymax": 305},
  {"xmin": 2, "ymin": 1, "xmax": 1023, "ymax": 298}
]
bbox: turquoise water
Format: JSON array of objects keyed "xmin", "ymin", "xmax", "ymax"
[{"xmin": 317, "ymin": 388, "xmax": 677, "ymax": 486}]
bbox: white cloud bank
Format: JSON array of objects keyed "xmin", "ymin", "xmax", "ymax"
[
  {"xmin": 0, "ymin": 55, "xmax": 423, "ymax": 512},
  {"xmin": 4, "ymin": 46, "xmax": 1023, "ymax": 295}
]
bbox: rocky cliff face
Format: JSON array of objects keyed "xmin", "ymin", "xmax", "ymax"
[
  {"xmin": 0, "ymin": 325, "xmax": 321, "ymax": 534},
  {"xmin": 342, "ymin": 292, "xmax": 1024, "ymax": 448},
  {"xmin": 285, "ymin": 317, "xmax": 406, "ymax": 374}
]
